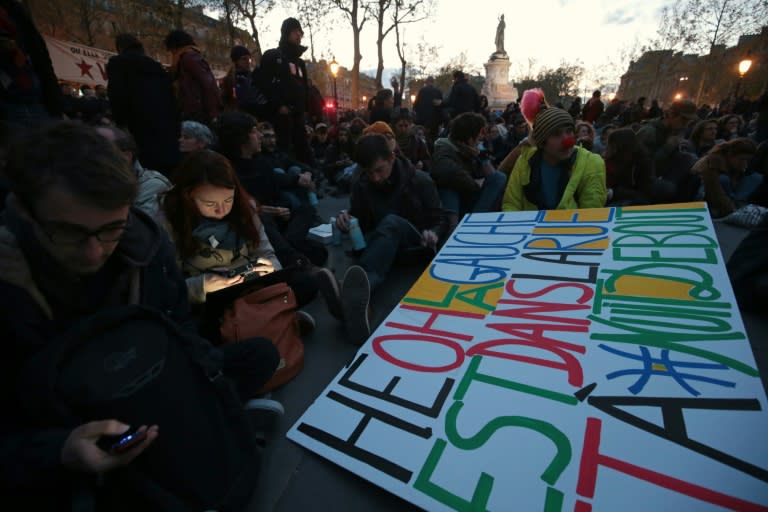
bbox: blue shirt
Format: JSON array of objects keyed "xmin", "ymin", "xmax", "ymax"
[{"xmin": 540, "ymin": 160, "xmax": 561, "ymax": 209}]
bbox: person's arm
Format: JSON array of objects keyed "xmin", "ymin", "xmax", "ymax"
[
  {"xmin": 696, "ymin": 157, "xmax": 737, "ymax": 217},
  {"xmin": 501, "ymin": 157, "xmax": 528, "ymax": 211},
  {"xmin": 250, "ymin": 213, "xmax": 282, "ymax": 270},
  {"xmin": 576, "ymin": 154, "xmax": 608, "ymax": 209},
  {"xmin": 432, "ymin": 148, "xmax": 481, "ymax": 196}
]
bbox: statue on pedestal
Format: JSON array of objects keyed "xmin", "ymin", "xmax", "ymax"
[{"xmin": 495, "ymin": 14, "xmax": 505, "ymax": 54}]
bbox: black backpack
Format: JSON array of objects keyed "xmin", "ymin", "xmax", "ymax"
[{"xmin": 18, "ymin": 305, "xmax": 261, "ymax": 511}]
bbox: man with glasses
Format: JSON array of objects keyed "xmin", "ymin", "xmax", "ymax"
[{"xmin": 0, "ymin": 121, "xmax": 279, "ymax": 508}]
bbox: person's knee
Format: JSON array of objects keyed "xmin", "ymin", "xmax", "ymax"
[{"xmin": 485, "ymin": 170, "xmax": 507, "ymax": 190}]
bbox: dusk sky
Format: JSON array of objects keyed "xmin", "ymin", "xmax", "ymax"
[{"xmin": 255, "ymin": 0, "xmax": 672, "ymax": 86}]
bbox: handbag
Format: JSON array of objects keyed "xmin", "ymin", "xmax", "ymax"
[{"xmin": 219, "ymin": 282, "xmax": 304, "ymax": 393}]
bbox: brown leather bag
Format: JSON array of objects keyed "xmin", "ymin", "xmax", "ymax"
[{"xmin": 219, "ymin": 282, "xmax": 304, "ymax": 393}]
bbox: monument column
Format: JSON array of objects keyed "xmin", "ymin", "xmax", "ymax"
[{"xmin": 482, "ymin": 14, "xmax": 518, "ymax": 111}]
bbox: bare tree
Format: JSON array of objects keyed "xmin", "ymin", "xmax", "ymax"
[
  {"xmin": 229, "ymin": 0, "xmax": 274, "ymax": 61},
  {"xmin": 293, "ymin": 0, "xmax": 334, "ymax": 63},
  {"xmin": 330, "ymin": 0, "xmax": 370, "ymax": 109},
  {"xmin": 369, "ymin": 0, "xmax": 430, "ymax": 88}
]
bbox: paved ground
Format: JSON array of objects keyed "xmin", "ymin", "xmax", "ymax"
[{"xmin": 250, "ymin": 196, "xmax": 768, "ymax": 512}]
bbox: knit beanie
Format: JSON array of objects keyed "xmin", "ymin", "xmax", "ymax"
[
  {"xmin": 531, "ymin": 108, "xmax": 574, "ymax": 147},
  {"xmin": 363, "ymin": 121, "xmax": 395, "ymax": 138},
  {"xmin": 230, "ymin": 45, "xmax": 251, "ymax": 62},
  {"xmin": 281, "ymin": 17, "xmax": 303, "ymax": 39}
]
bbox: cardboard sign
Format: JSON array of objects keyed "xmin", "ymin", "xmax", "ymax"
[{"xmin": 289, "ymin": 203, "xmax": 768, "ymax": 511}]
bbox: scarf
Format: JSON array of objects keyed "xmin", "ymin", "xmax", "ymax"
[{"xmin": 192, "ymin": 217, "xmax": 240, "ymax": 252}]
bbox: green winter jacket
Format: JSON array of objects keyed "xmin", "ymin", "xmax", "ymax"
[{"xmin": 502, "ymin": 145, "xmax": 606, "ymax": 211}]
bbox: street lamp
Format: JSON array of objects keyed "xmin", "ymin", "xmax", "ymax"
[
  {"xmin": 674, "ymin": 93, "xmax": 682, "ymax": 100},
  {"xmin": 329, "ymin": 57, "xmax": 339, "ymax": 122},
  {"xmin": 735, "ymin": 58, "xmax": 752, "ymax": 98},
  {"xmin": 410, "ymin": 94, "xmax": 416, "ymax": 106}
]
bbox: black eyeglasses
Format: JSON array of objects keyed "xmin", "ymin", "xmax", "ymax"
[{"xmin": 31, "ymin": 210, "xmax": 131, "ymax": 246}]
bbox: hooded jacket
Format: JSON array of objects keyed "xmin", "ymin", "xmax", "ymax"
[
  {"xmin": 431, "ymin": 137, "xmax": 482, "ymax": 198},
  {"xmin": 260, "ymin": 25, "xmax": 309, "ymax": 115}
]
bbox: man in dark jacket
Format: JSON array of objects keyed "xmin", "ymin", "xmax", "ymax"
[
  {"xmin": 0, "ymin": 121, "xmax": 279, "ymax": 509},
  {"xmin": 444, "ymin": 70, "xmax": 480, "ymax": 119},
  {"xmin": 107, "ymin": 33, "xmax": 180, "ymax": 175},
  {"xmin": 260, "ymin": 17, "xmax": 314, "ymax": 165},
  {"xmin": 335, "ymin": 134, "xmax": 450, "ymax": 344},
  {"xmin": 413, "ymin": 76, "xmax": 443, "ymax": 142}
]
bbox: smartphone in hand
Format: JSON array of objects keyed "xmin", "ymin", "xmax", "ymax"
[{"xmin": 97, "ymin": 426, "xmax": 147, "ymax": 454}]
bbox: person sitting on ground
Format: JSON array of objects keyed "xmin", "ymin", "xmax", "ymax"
[
  {"xmin": 689, "ymin": 119, "xmax": 722, "ymax": 157},
  {"xmin": 593, "ymin": 123, "xmax": 617, "ymax": 155},
  {"xmin": 502, "ymin": 88, "xmax": 606, "ymax": 211},
  {"xmin": 603, "ymin": 128, "xmax": 654, "ymax": 206},
  {"xmin": 0, "ymin": 121, "xmax": 280, "ymax": 509},
  {"xmin": 485, "ymin": 123, "xmax": 511, "ymax": 166},
  {"xmin": 636, "ymin": 98, "xmax": 699, "ymax": 202},
  {"xmin": 179, "ymin": 119, "xmax": 214, "ymax": 153},
  {"xmin": 334, "ymin": 134, "xmax": 452, "ymax": 345},
  {"xmin": 311, "ymin": 123, "xmax": 331, "ymax": 167},
  {"xmin": 431, "ymin": 112, "xmax": 508, "ymax": 215},
  {"xmin": 693, "ymin": 137, "xmax": 761, "ymax": 218},
  {"xmin": 717, "ymin": 114, "xmax": 744, "ymax": 142},
  {"xmin": 95, "ymin": 124, "xmax": 172, "ymax": 220},
  {"xmin": 392, "ymin": 109, "xmax": 431, "ymax": 172},
  {"xmin": 160, "ymin": 150, "xmax": 340, "ymax": 326},
  {"xmin": 322, "ymin": 124, "xmax": 356, "ymax": 187},
  {"xmin": 216, "ymin": 112, "xmax": 327, "ymax": 267},
  {"xmin": 575, "ymin": 121, "xmax": 597, "ymax": 152}
]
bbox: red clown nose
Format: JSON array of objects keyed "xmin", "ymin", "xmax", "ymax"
[{"xmin": 561, "ymin": 135, "xmax": 576, "ymax": 149}]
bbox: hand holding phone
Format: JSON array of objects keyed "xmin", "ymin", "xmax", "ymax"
[
  {"xmin": 97, "ymin": 425, "xmax": 148, "ymax": 454},
  {"xmin": 61, "ymin": 420, "xmax": 158, "ymax": 474}
]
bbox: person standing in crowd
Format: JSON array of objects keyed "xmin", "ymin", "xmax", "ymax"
[
  {"xmin": 432, "ymin": 112, "xmax": 508, "ymax": 215},
  {"xmin": 444, "ymin": 70, "xmax": 480, "ymax": 119},
  {"xmin": 582, "ymin": 90, "xmax": 604, "ymax": 124},
  {"xmin": 0, "ymin": 0, "xmax": 62, "ymax": 126},
  {"xmin": 107, "ymin": 33, "xmax": 180, "ymax": 175},
  {"xmin": 221, "ymin": 46, "xmax": 266, "ymax": 117},
  {"xmin": 334, "ymin": 134, "xmax": 451, "ymax": 345},
  {"xmin": 502, "ymin": 89, "xmax": 606, "ymax": 211},
  {"xmin": 261, "ymin": 17, "xmax": 314, "ymax": 165},
  {"xmin": 694, "ymin": 137, "xmax": 761, "ymax": 218},
  {"xmin": 164, "ymin": 29, "xmax": 221, "ymax": 126},
  {"xmin": 413, "ymin": 76, "xmax": 443, "ymax": 143},
  {"xmin": 369, "ymin": 78, "xmax": 401, "ymax": 124}
]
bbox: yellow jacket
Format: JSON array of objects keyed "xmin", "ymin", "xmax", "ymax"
[{"xmin": 502, "ymin": 145, "xmax": 607, "ymax": 211}]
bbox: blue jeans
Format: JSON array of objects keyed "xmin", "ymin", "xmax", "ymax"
[
  {"xmin": 439, "ymin": 170, "xmax": 507, "ymax": 215},
  {"xmin": 719, "ymin": 173, "xmax": 764, "ymax": 203},
  {"xmin": 274, "ymin": 166, "xmax": 312, "ymax": 209},
  {"xmin": 359, "ymin": 214, "xmax": 424, "ymax": 290}
]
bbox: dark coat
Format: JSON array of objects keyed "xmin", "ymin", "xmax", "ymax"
[
  {"xmin": 349, "ymin": 157, "xmax": 446, "ymax": 239},
  {"xmin": 445, "ymin": 79, "xmax": 480, "ymax": 118},
  {"xmin": 0, "ymin": 205, "xmax": 195, "ymax": 509},
  {"xmin": 170, "ymin": 48, "xmax": 221, "ymax": 124},
  {"xmin": 260, "ymin": 41, "xmax": 309, "ymax": 115},
  {"xmin": 106, "ymin": 49, "xmax": 180, "ymax": 174},
  {"xmin": 413, "ymin": 84, "xmax": 443, "ymax": 126}
]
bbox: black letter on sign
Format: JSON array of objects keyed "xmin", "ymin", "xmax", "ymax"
[
  {"xmin": 588, "ymin": 395, "xmax": 766, "ymax": 482},
  {"xmin": 297, "ymin": 390, "xmax": 432, "ymax": 482}
]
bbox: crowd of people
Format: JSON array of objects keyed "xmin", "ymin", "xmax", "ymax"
[{"xmin": 2, "ymin": 4, "xmax": 768, "ymax": 508}]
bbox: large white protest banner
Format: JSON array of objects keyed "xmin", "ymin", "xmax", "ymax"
[
  {"xmin": 43, "ymin": 36, "xmax": 115, "ymax": 86},
  {"xmin": 289, "ymin": 203, "xmax": 768, "ymax": 511}
]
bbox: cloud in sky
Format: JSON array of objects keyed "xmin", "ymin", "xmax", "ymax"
[{"xmin": 604, "ymin": 8, "xmax": 637, "ymax": 25}]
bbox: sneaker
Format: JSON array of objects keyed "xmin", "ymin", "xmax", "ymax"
[
  {"xmin": 313, "ymin": 267, "xmax": 343, "ymax": 320},
  {"xmin": 243, "ymin": 398, "xmax": 284, "ymax": 440},
  {"xmin": 341, "ymin": 265, "xmax": 371, "ymax": 345},
  {"xmin": 296, "ymin": 310, "xmax": 316, "ymax": 336}
]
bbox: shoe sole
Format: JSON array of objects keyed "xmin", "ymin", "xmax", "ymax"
[
  {"xmin": 315, "ymin": 268, "xmax": 343, "ymax": 320},
  {"xmin": 341, "ymin": 266, "xmax": 371, "ymax": 345}
]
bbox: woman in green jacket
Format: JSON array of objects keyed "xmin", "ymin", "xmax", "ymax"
[{"xmin": 502, "ymin": 89, "xmax": 606, "ymax": 211}]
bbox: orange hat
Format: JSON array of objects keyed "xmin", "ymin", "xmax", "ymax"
[{"xmin": 363, "ymin": 121, "xmax": 395, "ymax": 138}]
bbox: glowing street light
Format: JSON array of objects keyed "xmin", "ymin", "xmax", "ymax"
[
  {"xmin": 674, "ymin": 93, "xmax": 682, "ymax": 100},
  {"xmin": 410, "ymin": 94, "xmax": 416, "ymax": 105},
  {"xmin": 329, "ymin": 57, "xmax": 339, "ymax": 121},
  {"xmin": 735, "ymin": 58, "xmax": 753, "ymax": 98}
]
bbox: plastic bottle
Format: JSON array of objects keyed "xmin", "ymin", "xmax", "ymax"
[
  {"xmin": 348, "ymin": 217, "xmax": 367, "ymax": 251},
  {"xmin": 330, "ymin": 216, "xmax": 341, "ymax": 245}
]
